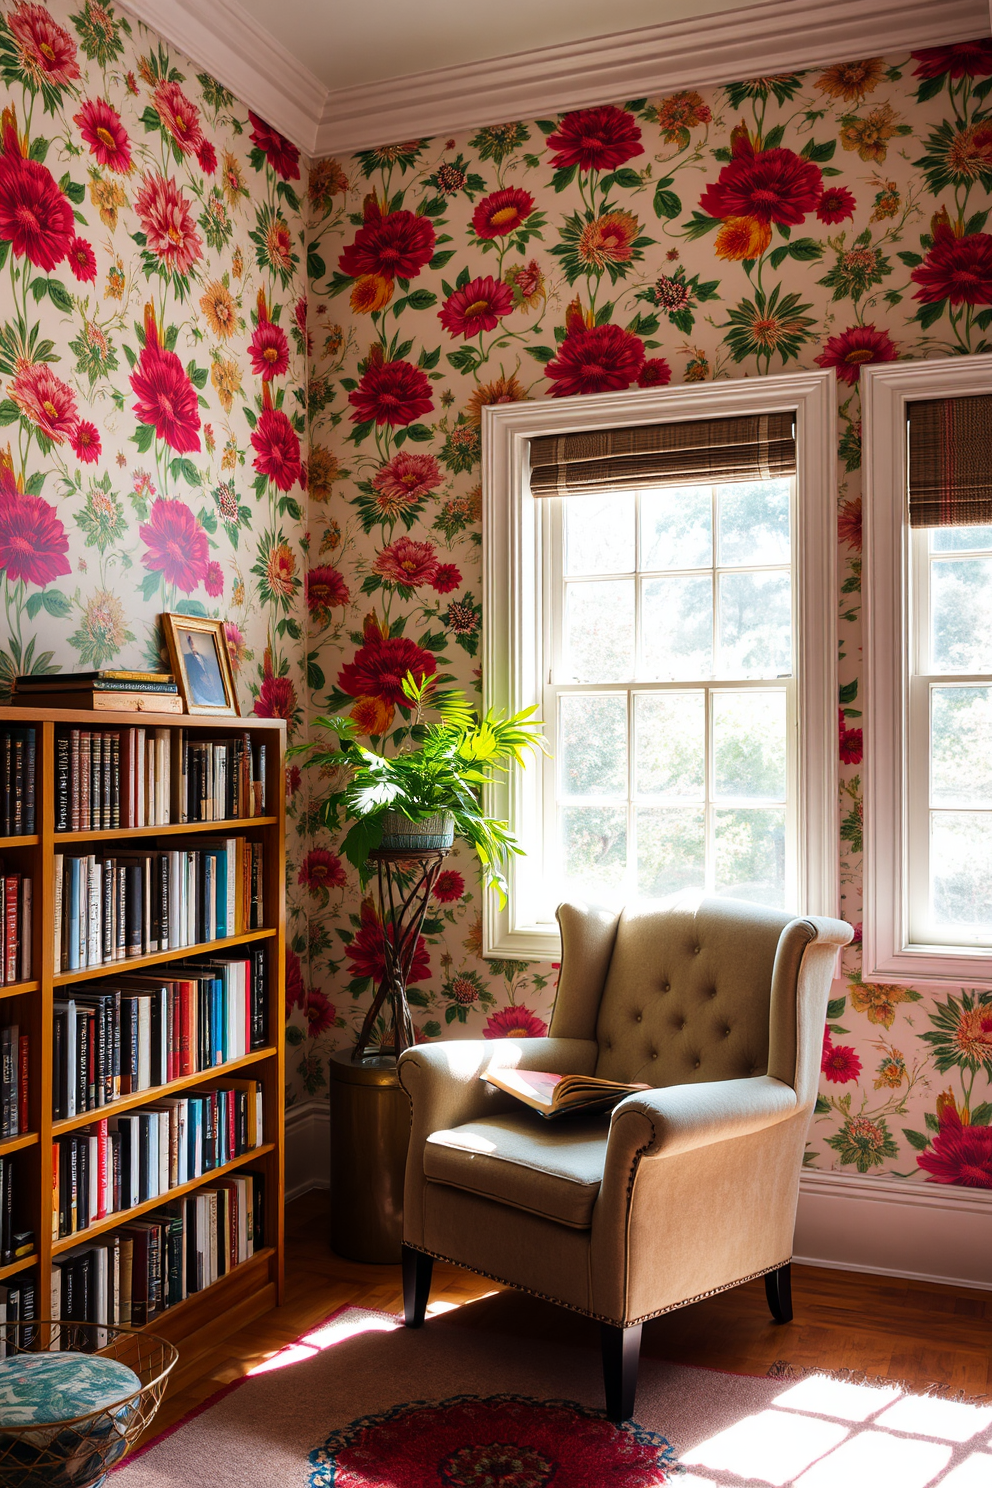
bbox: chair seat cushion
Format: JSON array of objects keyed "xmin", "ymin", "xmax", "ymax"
[{"xmin": 424, "ymin": 1111, "xmax": 610, "ymax": 1228}]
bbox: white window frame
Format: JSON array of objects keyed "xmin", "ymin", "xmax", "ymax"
[
  {"xmin": 863, "ymin": 352, "xmax": 992, "ymax": 988},
  {"xmin": 482, "ymin": 371, "xmax": 838, "ymax": 961}
]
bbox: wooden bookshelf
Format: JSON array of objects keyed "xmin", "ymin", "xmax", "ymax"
[{"xmin": 0, "ymin": 704, "xmax": 286, "ymax": 1350}]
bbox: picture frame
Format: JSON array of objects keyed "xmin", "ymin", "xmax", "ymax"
[{"xmin": 161, "ymin": 613, "xmax": 240, "ymax": 716}]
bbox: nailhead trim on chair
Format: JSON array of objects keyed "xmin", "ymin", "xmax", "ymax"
[{"xmin": 404, "ymin": 1242, "xmax": 793, "ymax": 1328}]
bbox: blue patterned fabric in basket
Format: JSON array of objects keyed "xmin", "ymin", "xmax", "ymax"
[{"xmin": 0, "ymin": 1352, "xmax": 141, "ymax": 1488}]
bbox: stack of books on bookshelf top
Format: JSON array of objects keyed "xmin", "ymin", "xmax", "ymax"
[{"xmin": 13, "ymin": 670, "xmax": 181, "ymax": 714}]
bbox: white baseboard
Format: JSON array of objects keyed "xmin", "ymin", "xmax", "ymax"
[{"xmin": 285, "ymin": 1099, "xmax": 330, "ymax": 1202}]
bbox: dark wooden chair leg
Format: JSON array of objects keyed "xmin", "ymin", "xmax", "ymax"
[
  {"xmin": 601, "ymin": 1322, "xmax": 642, "ymax": 1422},
  {"xmin": 765, "ymin": 1262, "xmax": 793, "ymax": 1324},
  {"xmin": 402, "ymin": 1244, "xmax": 433, "ymax": 1328}
]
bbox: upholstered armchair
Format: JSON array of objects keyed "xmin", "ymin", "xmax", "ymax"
[{"xmin": 397, "ymin": 894, "xmax": 852, "ymax": 1421}]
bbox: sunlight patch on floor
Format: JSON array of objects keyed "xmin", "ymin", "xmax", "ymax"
[{"xmin": 248, "ymin": 1312, "xmax": 401, "ymax": 1375}]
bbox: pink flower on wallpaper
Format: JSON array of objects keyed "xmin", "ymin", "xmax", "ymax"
[
  {"xmin": 304, "ymin": 988, "xmax": 336, "ymax": 1037},
  {"xmin": 348, "ymin": 356, "xmax": 434, "ymax": 428},
  {"xmin": 0, "ymin": 121, "xmax": 74, "ymax": 271},
  {"xmin": 372, "ymin": 451, "xmax": 443, "ymax": 503},
  {"xmin": 911, "ymin": 218, "xmax": 992, "ymax": 307},
  {"xmin": 817, "ymin": 186, "xmax": 856, "ymax": 224},
  {"xmin": 432, "ymin": 563, "xmax": 462, "ymax": 594},
  {"xmin": 70, "ymin": 421, "xmax": 101, "ymax": 464},
  {"xmin": 339, "ymin": 199, "xmax": 435, "ymax": 282},
  {"xmin": 224, "ymin": 620, "xmax": 246, "ymax": 673},
  {"xmin": 298, "ymin": 848, "xmax": 347, "ymax": 894},
  {"xmin": 545, "ymin": 321, "xmax": 645, "ymax": 397},
  {"xmin": 306, "ymin": 565, "xmax": 350, "ymax": 621},
  {"xmin": 911, "ymin": 41, "xmax": 992, "ymax": 80},
  {"xmin": 7, "ymin": 2, "xmax": 80, "ymax": 90},
  {"xmin": 546, "ymin": 106, "xmax": 643, "ymax": 172},
  {"xmin": 9, "ymin": 362, "xmax": 78, "ymax": 443},
  {"xmin": 484, "ymin": 1006, "xmax": 549, "ymax": 1039},
  {"xmin": 254, "ymin": 671, "xmax": 298, "ymax": 722},
  {"xmin": 838, "ymin": 496, "xmax": 862, "ymax": 552},
  {"xmin": 153, "ymin": 79, "xmax": 205, "ymax": 157},
  {"xmin": 637, "ymin": 358, "xmax": 672, "ymax": 387},
  {"xmin": 373, "ymin": 535, "xmax": 439, "ymax": 588},
  {"xmin": 918, "ymin": 1105, "xmax": 992, "ymax": 1188},
  {"xmin": 134, "ymin": 171, "xmax": 204, "ymax": 276},
  {"xmin": 815, "ymin": 324, "xmax": 897, "ymax": 385},
  {"xmin": 821, "ymin": 1033, "xmax": 862, "ymax": 1084},
  {"xmin": 346, "ymin": 898, "xmax": 431, "ymax": 985},
  {"xmin": 337, "ymin": 634, "xmax": 437, "ymax": 709},
  {"xmin": 251, "ymin": 402, "xmax": 302, "ymax": 491},
  {"xmin": 196, "ymin": 140, "xmax": 217, "ymax": 174},
  {"xmin": 249, "ymin": 290, "xmax": 290, "ymax": 379},
  {"xmin": 839, "ymin": 709, "xmax": 863, "ymax": 765},
  {"xmin": 67, "ymin": 236, "xmax": 97, "ymax": 283},
  {"xmin": 432, "ymin": 870, "xmax": 465, "ymax": 903},
  {"xmin": 73, "ymin": 97, "xmax": 131, "ymax": 173},
  {"xmin": 285, "ymin": 947, "xmax": 305, "ymax": 1015},
  {"xmin": 130, "ymin": 305, "xmax": 201, "ymax": 453},
  {"xmin": 439, "ymin": 275, "xmax": 513, "ymax": 338},
  {"xmin": 204, "ymin": 560, "xmax": 224, "ymax": 597},
  {"xmin": 0, "ymin": 489, "xmax": 71, "ymax": 588},
  {"xmin": 139, "ymin": 499, "xmax": 209, "ymax": 593},
  {"xmin": 471, "ymin": 187, "xmax": 535, "ymax": 239},
  {"xmin": 699, "ymin": 136, "xmax": 823, "ymax": 226},
  {"xmin": 248, "ymin": 110, "xmax": 301, "ymax": 181}
]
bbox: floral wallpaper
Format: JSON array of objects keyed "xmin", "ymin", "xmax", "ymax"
[
  {"xmin": 0, "ymin": 0, "xmax": 313, "ymax": 1098},
  {"xmin": 305, "ymin": 40, "xmax": 992, "ymax": 1188}
]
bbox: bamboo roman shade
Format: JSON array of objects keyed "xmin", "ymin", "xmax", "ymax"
[
  {"xmin": 529, "ymin": 412, "xmax": 796, "ymax": 498},
  {"xmin": 908, "ymin": 394, "xmax": 992, "ymax": 528}
]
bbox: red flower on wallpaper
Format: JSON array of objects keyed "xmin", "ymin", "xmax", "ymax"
[
  {"xmin": 0, "ymin": 120, "xmax": 74, "ymax": 271},
  {"xmin": 153, "ymin": 79, "xmax": 205, "ymax": 157},
  {"xmin": 471, "ymin": 187, "xmax": 535, "ymax": 239},
  {"xmin": 484, "ymin": 1005, "xmax": 549, "ymax": 1039},
  {"xmin": 139, "ymin": 498, "xmax": 209, "ymax": 593},
  {"xmin": 432, "ymin": 870, "xmax": 465, "ymax": 903},
  {"xmin": 70, "ymin": 421, "xmax": 101, "ymax": 464},
  {"xmin": 204, "ymin": 560, "xmax": 224, "ymax": 597},
  {"xmin": 838, "ymin": 496, "xmax": 862, "ymax": 552},
  {"xmin": 306, "ymin": 565, "xmax": 350, "ymax": 621},
  {"xmin": 432, "ymin": 563, "xmax": 462, "ymax": 594},
  {"xmin": 821, "ymin": 1033, "xmax": 862, "ymax": 1084},
  {"xmin": 304, "ymin": 988, "xmax": 337, "ymax": 1037},
  {"xmin": 7, "ymin": 2, "xmax": 80, "ymax": 89},
  {"xmin": 372, "ymin": 451, "xmax": 442, "ymax": 504},
  {"xmin": 816, "ymin": 186, "xmax": 856, "ymax": 224},
  {"xmin": 348, "ymin": 354, "xmax": 434, "ymax": 427},
  {"xmin": 918, "ymin": 1105, "xmax": 992, "ymax": 1188},
  {"xmin": 373, "ymin": 535, "xmax": 440, "ymax": 587},
  {"xmin": 545, "ymin": 322, "xmax": 645, "ymax": 397},
  {"xmin": 248, "ymin": 110, "xmax": 301, "ymax": 181},
  {"xmin": 911, "ymin": 41, "xmax": 992, "ymax": 80},
  {"xmin": 547, "ymin": 105, "xmax": 644, "ymax": 172},
  {"xmin": 285, "ymin": 947, "xmax": 305, "ymax": 1015},
  {"xmin": 814, "ymin": 323, "xmax": 897, "ymax": 385},
  {"xmin": 337, "ymin": 634, "xmax": 438, "ymax": 709},
  {"xmin": 700, "ymin": 135, "xmax": 823, "ymax": 227},
  {"xmin": 248, "ymin": 290, "xmax": 290, "ymax": 380},
  {"xmin": 0, "ymin": 489, "xmax": 70, "ymax": 588},
  {"xmin": 839, "ymin": 709, "xmax": 863, "ymax": 765},
  {"xmin": 254, "ymin": 670, "xmax": 298, "ymax": 722},
  {"xmin": 911, "ymin": 220, "xmax": 992, "ymax": 306},
  {"xmin": 73, "ymin": 97, "xmax": 132, "ymax": 173},
  {"xmin": 67, "ymin": 236, "xmax": 97, "ymax": 283},
  {"xmin": 133, "ymin": 171, "xmax": 203, "ymax": 276},
  {"xmin": 346, "ymin": 898, "xmax": 431, "ymax": 985},
  {"xmin": 130, "ymin": 304, "xmax": 201, "ymax": 453},
  {"xmin": 637, "ymin": 358, "xmax": 672, "ymax": 387},
  {"xmin": 9, "ymin": 362, "xmax": 78, "ymax": 443},
  {"xmin": 298, "ymin": 848, "xmax": 347, "ymax": 893},
  {"xmin": 439, "ymin": 274, "xmax": 514, "ymax": 339},
  {"xmin": 339, "ymin": 198, "xmax": 435, "ymax": 282},
  {"xmin": 251, "ymin": 389, "xmax": 302, "ymax": 491}
]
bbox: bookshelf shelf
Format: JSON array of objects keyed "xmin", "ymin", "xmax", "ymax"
[
  {"xmin": 52, "ymin": 1046, "xmax": 277, "ymax": 1136},
  {"xmin": 0, "ymin": 704, "xmax": 286, "ymax": 1357}
]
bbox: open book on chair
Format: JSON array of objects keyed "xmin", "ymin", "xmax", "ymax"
[{"xmin": 482, "ymin": 1068, "xmax": 650, "ymax": 1119}]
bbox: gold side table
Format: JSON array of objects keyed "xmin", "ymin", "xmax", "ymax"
[{"xmin": 328, "ymin": 1050, "xmax": 411, "ymax": 1263}]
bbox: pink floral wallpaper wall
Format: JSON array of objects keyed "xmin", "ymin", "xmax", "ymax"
[
  {"xmin": 306, "ymin": 40, "xmax": 992, "ymax": 1187},
  {"xmin": 0, "ymin": 0, "xmax": 314, "ymax": 1099}
]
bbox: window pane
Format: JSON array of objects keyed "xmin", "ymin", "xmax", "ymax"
[
  {"xmin": 634, "ymin": 692, "xmax": 704, "ymax": 798},
  {"xmin": 636, "ymin": 808, "xmax": 705, "ymax": 895},
  {"xmin": 931, "ymin": 525, "xmax": 992, "ymax": 553},
  {"xmin": 718, "ymin": 571, "xmax": 791, "ymax": 677},
  {"xmin": 931, "ymin": 687, "xmax": 992, "ymax": 807},
  {"xmin": 713, "ymin": 691, "xmax": 787, "ymax": 800},
  {"xmin": 564, "ymin": 579, "xmax": 634, "ymax": 682},
  {"xmin": 642, "ymin": 575, "xmax": 712, "ymax": 680},
  {"xmin": 559, "ymin": 694, "xmax": 627, "ymax": 798},
  {"xmin": 564, "ymin": 493, "xmax": 635, "ymax": 575},
  {"xmin": 931, "ymin": 812, "xmax": 992, "ymax": 932},
  {"xmin": 930, "ymin": 559, "xmax": 992, "ymax": 672},
  {"xmin": 718, "ymin": 479, "xmax": 791, "ymax": 566},
  {"xmin": 640, "ymin": 485, "xmax": 711, "ymax": 570},
  {"xmin": 560, "ymin": 805, "xmax": 626, "ymax": 893},
  {"xmin": 714, "ymin": 808, "xmax": 786, "ymax": 904}
]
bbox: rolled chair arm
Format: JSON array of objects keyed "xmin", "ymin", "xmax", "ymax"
[
  {"xmin": 398, "ymin": 1037, "xmax": 598, "ymax": 1131},
  {"xmin": 606, "ymin": 1074, "xmax": 798, "ymax": 1170}
]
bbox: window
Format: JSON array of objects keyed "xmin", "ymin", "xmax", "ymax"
[
  {"xmin": 863, "ymin": 355, "xmax": 992, "ymax": 986},
  {"xmin": 483, "ymin": 371, "xmax": 837, "ymax": 960}
]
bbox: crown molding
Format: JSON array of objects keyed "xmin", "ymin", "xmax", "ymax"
[{"xmin": 119, "ymin": 0, "xmax": 988, "ymax": 162}]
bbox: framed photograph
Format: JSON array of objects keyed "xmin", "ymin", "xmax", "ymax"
[{"xmin": 161, "ymin": 614, "xmax": 240, "ymax": 716}]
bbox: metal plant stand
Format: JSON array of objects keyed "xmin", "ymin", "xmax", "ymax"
[{"xmin": 352, "ymin": 847, "xmax": 448, "ymax": 1061}]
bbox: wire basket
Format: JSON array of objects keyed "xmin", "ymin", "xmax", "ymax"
[{"xmin": 0, "ymin": 1322, "xmax": 178, "ymax": 1488}]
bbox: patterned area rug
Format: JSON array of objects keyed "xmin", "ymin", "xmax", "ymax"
[{"xmin": 114, "ymin": 1294, "xmax": 992, "ymax": 1487}]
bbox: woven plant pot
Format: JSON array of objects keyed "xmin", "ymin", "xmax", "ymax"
[{"xmin": 379, "ymin": 810, "xmax": 454, "ymax": 852}]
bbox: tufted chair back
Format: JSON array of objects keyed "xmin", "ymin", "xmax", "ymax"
[{"xmin": 551, "ymin": 894, "xmax": 815, "ymax": 1093}]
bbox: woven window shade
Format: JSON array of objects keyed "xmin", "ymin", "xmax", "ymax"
[
  {"xmin": 908, "ymin": 394, "xmax": 992, "ymax": 528},
  {"xmin": 529, "ymin": 411, "xmax": 796, "ymax": 498}
]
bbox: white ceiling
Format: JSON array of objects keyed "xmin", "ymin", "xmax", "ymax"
[{"xmin": 236, "ymin": 0, "xmax": 758, "ymax": 91}]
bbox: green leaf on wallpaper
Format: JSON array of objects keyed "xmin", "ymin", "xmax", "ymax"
[
  {"xmin": 139, "ymin": 105, "xmax": 162, "ymax": 131},
  {"xmin": 418, "ymin": 346, "xmax": 441, "ymax": 370},
  {"xmin": 243, "ymin": 406, "xmax": 258, "ymax": 428},
  {"xmin": 405, "ymin": 424, "xmax": 433, "ymax": 442},
  {"xmin": 0, "ymin": 400, "xmax": 19, "ymax": 426},
  {"xmin": 139, "ymin": 570, "xmax": 161, "ymax": 601},
  {"xmin": 455, "ymin": 266, "xmax": 471, "ymax": 290},
  {"xmin": 814, "ymin": 1094, "xmax": 830, "ymax": 1115},
  {"xmin": 40, "ymin": 589, "xmax": 72, "ymax": 618},
  {"xmin": 552, "ymin": 165, "xmax": 577, "ymax": 193},
  {"xmin": 786, "ymin": 238, "xmax": 823, "ymax": 262},
  {"xmin": 839, "ymin": 680, "xmax": 858, "ymax": 704},
  {"xmin": 348, "ymin": 419, "xmax": 374, "ymax": 445},
  {"xmin": 608, "ymin": 167, "xmax": 643, "ymax": 190},
  {"xmin": 170, "ymin": 457, "xmax": 201, "ymax": 487},
  {"xmin": 276, "ymin": 181, "xmax": 300, "ymax": 212},
  {"xmin": 28, "ymin": 136, "xmax": 48, "ymax": 162},
  {"xmin": 306, "ymin": 249, "xmax": 326, "ymax": 281},
  {"xmin": 0, "ymin": 242, "xmax": 8, "ymax": 273},
  {"xmin": 916, "ymin": 298, "xmax": 946, "ymax": 329},
  {"xmin": 307, "ymin": 656, "xmax": 325, "ymax": 691},
  {"xmin": 535, "ymin": 119, "xmax": 557, "ymax": 135},
  {"xmin": 24, "ymin": 594, "xmax": 44, "ymax": 621},
  {"xmin": 903, "ymin": 988, "xmax": 923, "ymax": 1001},
  {"xmin": 826, "ymin": 997, "xmax": 846, "ymax": 1020},
  {"xmin": 446, "ymin": 347, "xmax": 478, "ymax": 373},
  {"xmin": 975, "ymin": 309, "xmax": 992, "ymax": 330},
  {"xmin": 801, "ymin": 138, "xmax": 836, "ymax": 162},
  {"xmin": 526, "ymin": 346, "xmax": 556, "ymax": 363},
  {"xmin": 971, "ymin": 1102, "xmax": 992, "ymax": 1126},
  {"xmin": 185, "ymin": 361, "xmax": 208, "ymax": 389},
  {"xmin": 131, "ymin": 422, "xmax": 154, "ymax": 452},
  {"xmin": 285, "ymin": 1025, "xmax": 304, "ymax": 1046},
  {"xmin": 902, "ymin": 1128, "xmax": 930, "ymax": 1151},
  {"xmin": 653, "ymin": 186, "xmax": 681, "ymax": 220},
  {"xmin": 764, "ymin": 124, "xmax": 786, "ymax": 150},
  {"xmin": 924, "ymin": 1111, "xmax": 940, "ymax": 1132},
  {"xmin": 429, "ymin": 250, "xmax": 455, "ymax": 272},
  {"xmin": 30, "ymin": 277, "xmax": 48, "ymax": 303},
  {"xmin": 421, "ymin": 196, "xmax": 448, "ymax": 219},
  {"xmin": 406, "ymin": 289, "xmax": 438, "ymax": 310},
  {"xmin": 164, "ymin": 324, "xmax": 179, "ymax": 351},
  {"xmin": 23, "ymin": 472, "xmax": 45, "ymax": 495},
  {"xmin": 914, "ymin": 75, "xmax": 945, "ymax": 103},
  {"xmin": 684, "ymin": 210, "xmax": 720, "ymax": 239},
  {"xmin": 406, "ymin": 987, "xmax": 430, "ymax": 1008},
  {"xmin": 966, "ymin": 209, "xmax": 990, "ymax": 236},
  {"xmin": 175, "ymin": 600, "xmax": 208, "ymax": 617},
  {"xmin": 58, "ymin": 174, "xmax": 85, "ymax": 204}
]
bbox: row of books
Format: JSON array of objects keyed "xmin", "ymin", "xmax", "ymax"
[
  {"xmin": 0, "ymin": 1026, "xmax": 27, "ymax": 1139},
  {"xmin": 53, "ymin": 947, "xmax": 269, "ymax": 1120},
  {"xmin": 53, "ymin": 838, "xmax": 264, "ymax": 971},
  {"xmin": 55, "ymin": 728, "xmax": 269, "ymax": 833},
  {"xmin": 1, "ymin": 728, "xmax": 35, "ymax": 836},
  {"xmin": 53, "ymin": 1174, "xmax": 265, "ymax": 1343},
  {"xmin": 53, "ymin": 1080, "xmax": 264, "ymax": 1240},
  {"xmin": 0, "ymin": 1275, "xmax": 37, "ymax": 1353},
  {"xmin": 0, "ymin": 1156, "xmax": 28, "ymax": 1267},
  {"xmin": 0, "ymin": 870, "xmax": 30, "ymax": 985}
]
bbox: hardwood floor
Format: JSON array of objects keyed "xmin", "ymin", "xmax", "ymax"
[{"xmin": 144, "ymin": 1188, "xmax": 992, "ymax": 1444}]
